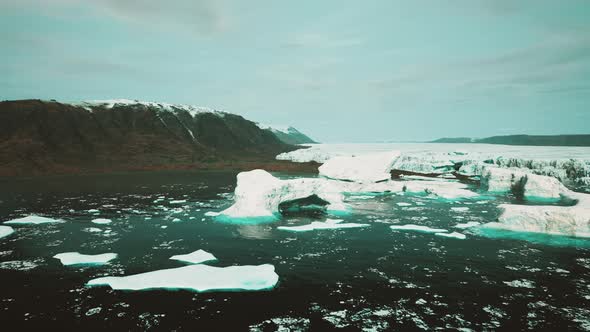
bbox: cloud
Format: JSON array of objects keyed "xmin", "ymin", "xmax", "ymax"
[
  {"xmin": 1, "ymin": 0, "xmax": 232, "ymax": 35},
  {"xmin": 283, "ymin": 33, "xmax": 363, "ymax": 49},
  {"xmin": 369, "ymin": 31, "xmax": 590, "ymax": 97}
]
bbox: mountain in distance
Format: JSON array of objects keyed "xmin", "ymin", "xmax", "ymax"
[
  {"xmin": 431, "ymin": 134, "xmax": 590, "ymax": 146},
  {"xmin": 259, "ymin": 125, "xmax": 318, "ymax": 145},
  {"xmin": 0, "ymin": 99, "xmax": 316, "ymax": 176}
]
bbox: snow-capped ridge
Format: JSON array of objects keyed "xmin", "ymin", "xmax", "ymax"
[{"xmin": 77, "ymin": 99, "xmax": 228, "ymax": 117}]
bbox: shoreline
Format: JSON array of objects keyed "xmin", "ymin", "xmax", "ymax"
[{"xmin": 0, "ymin": 160, "xmax": 321, "ymax": 179}]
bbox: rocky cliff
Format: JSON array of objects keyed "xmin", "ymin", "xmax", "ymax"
[{"xmin": 0, "ymin": 99, "xmax": 304, "ymax": 176}]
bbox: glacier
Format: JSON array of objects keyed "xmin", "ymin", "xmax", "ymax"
[
  {"xmin": 277, "ymin": 143, "xmax": 590, "ymax": 186},
  {"xmin": 0, "ymin": 226, "xmax": 15, "ymax": 239},
  {"xmin": 87, "ymin": 264, "xmax": 279, "ymax": 292},
  {"xmin": 318, "ymin": 151, "xmax": 401, "ymax": 182},
  {"xmin": 54, "ymin": 252, "xmax": 117, "ymax": 266},
  {"xmin": 170, "ymin": 250, "xmax": 217, "ymax": 264}
]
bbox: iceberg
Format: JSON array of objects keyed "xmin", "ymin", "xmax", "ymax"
[
  {"xmin": 219, "ymin": 169, "xmax": 482, "ymax": 220},
  {"xmin": 219, "ymin": 170, "xmax": 348, "ymax": 219},
  {"xmin": 435, "ymin": 231, "xmax": 467, "ymax": 240},
  {"xmin": 53, "ymin": 252, "xmax": 117, "ymax": 266},
  {"xmin": 481, "ymin": 166, "xmax": 568, "ymax": 200},
  {"xmin": 87, "ymin": 264, "xmax": 279, "ymax": 292},
  {"xmin": 318, "ymin": 151, "xmax": 400, "ymax": 183},
  {"xmin": 390, "ymin": 225, "xmax": 447, "ymax": 233},
  {"xmin": 277, "ymin": 219, "xmax": 369, "ymax": 232},
  {"xmin": 170, "ymin": 249, "xmax": 217, "ymax": 264},
  {"xmin": 483, "ymin": 190, "xmax": 590, "ymax": 238},
  {"xmin": 0, "ymin": 226, "xmax": 15, "ymax": 239},
  {"xmin": 91, "ymin": 218, "xmax": 112, "ymax": 225},
  {"xmin": 4, "ymin": 215, "xmax": 64, "ymax": 225}
]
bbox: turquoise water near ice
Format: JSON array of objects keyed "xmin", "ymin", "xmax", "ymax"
[{"xmin": 0, "ymin": 171, "xmax": 589, "ymax": 330}]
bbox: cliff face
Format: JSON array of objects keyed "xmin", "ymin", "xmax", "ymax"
[{"xmin": 0, "ymin": 99, "xmax": 298, "ymax": 176}]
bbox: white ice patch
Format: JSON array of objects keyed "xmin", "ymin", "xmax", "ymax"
[
  {"xmin": 169, "ymin": 199, "xmax": 187, "ymax": 204},
  {"xmin": 0, "ymin": 226, "xmax": 14, "ymax": 239},
  {"xmin": 170, "ymin": 249, "xmax": 217, "ymax": 264},
  {"xmin": 390, "ymin": 224, "xmax": 447, "ymax": 233},
  {"xmin": 277, "ymin": 219, "xmax": 369, "ymax": 232},
  {"xmin": 454, "ymin": 221, "xmax": 481, "ymax": 229},
  {"xmin": 483, "ymin": 190, "xmax": 590, "ymax": 238},
  {"xmin": 482, "ymin": 166, "xmax": 568, "ymax": 199},
  {"xmin": 220, "ymin": 169, "xmax": 481, "ymax": 219},
  {"xmin": 504, "ymin": 279, "xmax": 536, "ymax": 289},
  {"xmin": 318, "ymin": 150, "xmax": 400, "ymax": 183},
  {"xmin": 4, "ymin": 215, "xmax": 64, "ymax": 225},
  {"xmin": 91, "ymin": 218, "xmax": 112, "ymax": 225},
  {"xmin": 435, "ymin": 231, "xmax": 467, "ymax": 240},
  {"xmin": 397, "ymin": 202, "xmax": 412, "ymax": 207},
  {"xmin": 54, "ymin": 252, "xmax": 117, "ymax": 266},
  {"xmin": 204, "ymin": 211, "xmax": 220, "ymax": 217},
  {"xmin": 87, "ymin": 264, "xmax": 279, "ymax": 292},
  {"xmin": 451, "ymin": 207, "xmax": 469, "ymax": 212}
]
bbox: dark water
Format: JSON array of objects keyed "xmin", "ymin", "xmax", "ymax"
[{"xmin": 0, "ymin": 171, "xmax": 589, "ymax": 331}]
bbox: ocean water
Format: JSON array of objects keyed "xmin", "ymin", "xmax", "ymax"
[{"xmin": 0, "ymin": 170, "xmax": 589, "ymax": 331}]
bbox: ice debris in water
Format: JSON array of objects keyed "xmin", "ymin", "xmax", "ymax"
[
  {"xmin": 91, "ymin": 218, "xmax": 112, "ymax": 225},
  {"xmin": 170, "ymin": 249, "xmax": 217, "ymax": 264},
  {"xmin": 503, "ymin": 279, "xmax": 536, "ymax": 289},
  {"xmin": 53, "ymin": 252, "xmax": 117, "ymax": 266},
  {"xmin": 390, "ymin": 224, "xmax": 447, "ymax": 233},
  {"xmin": 87, "ymin": 264, "xmax": 279, "ymax": 292},
  {"xmin": 454, "ymin": 221, "xmax": 481, "ymax": 229},
  {"xmin": 4, "ymin": 215, "xmax": 64, "ymax": 225},
  {"xmin": 204, "ymin": 211, "xmax": 220, "ymax": 217},
  {"xmin": 435, "ymin": 231, "xmax": 467, "ymax": 240},
  {"xmin": 277, "ymin": 219, "xmax": 369, "ymax": 232},
  {"xmin": 451, "ymin": 207, "xmax": 469, "ymax": 212},
  {"xmin": 0, "ymin": 226, "xmax": 15, "ymax": 239},
  {"xmin": 169, "ymin": 199, "xmax": 187, "ymax": 204}
]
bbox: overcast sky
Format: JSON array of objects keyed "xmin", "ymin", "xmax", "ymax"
[{"xmin": 1, "ymin": 0, "xmax": 589, "ymax": 142}]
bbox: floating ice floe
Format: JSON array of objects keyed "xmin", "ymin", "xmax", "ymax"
[
  {"xmin": 434, "ymin": 231, "xmax": 467, "ymax": 240},
  {"xmin": 169, "ymin": 199, "xmax": 187, "ymax": 204},
  {"xmin": 396, "ymin": 202, "xmax": 412, "ymax": 207},
  {"xmin": 91, "ymin": 218, "xmax": 112, "ymax": 225},
  {"xmin": 481, "ymin": 166, "xmax": 568, "ymax": 200},
  {"xmin": 390, "ymin": 224, "xmax": 447, "ymax": 233},
  {"xmin": 204, "ymin": 211, "xmax": 220, "ymax": 217},
  {"xmin": 87, "ymin": 209, "xmax": 100, "ymax": 213},
  {"xmin": 170, "ymin": 249, "xmax": 217, "ymax": 264},
  {"xmin": 318, "ymin": 150, "xmax": 400, "ymax": 182},
  {"xmin": 87, "ymin": 264, "xmax": 279, "ymax": 292},
  {"xmin": 0, "ymin": 226, "xmax": 15, "ymax": 239},
  {"xmin": 454, "ymin": 221, "xmax": 480, "ymax": 229},
  {"xmin": 277, "ymin": 219, "xmax": 369, "ymax": 232},
  {"xmin": 483, "ymin": 190, "xmax": 590, "ymax": 238},
  {"xmin": 4, "ymin": 215, "xmax": 64, "ymax": 225},
  {"xmin": 54, "ymin": 252, "xmax": 117, "ymax": 266},
  {"xmin": 451, "ymin": 207, "xmax": 469, "ymax": 212}
]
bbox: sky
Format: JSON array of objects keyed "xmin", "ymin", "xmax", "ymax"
[{"xmin": 1, "ymin": 0, "xmax": 589, "ymax": 142}]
